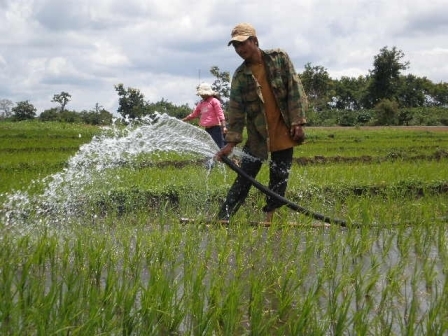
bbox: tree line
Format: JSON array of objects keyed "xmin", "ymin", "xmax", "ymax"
[
  {"xmin": 301, "ymin": 46, "xmax": 448, "ymax": 126},
  {"xmin": 1, "ymin": 46, "xmax": 447, "ymax": 126},
  {"xmin": 0, "ymin": 92, "xmax": 114, "ymax": 125}
]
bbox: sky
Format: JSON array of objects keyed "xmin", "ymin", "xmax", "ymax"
[{"xmin": 1, "ymin": 0, "xmax": 447, "ymax": 115}]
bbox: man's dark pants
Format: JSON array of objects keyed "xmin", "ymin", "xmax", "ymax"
[{"xmin": 217, "ymin": 147, "xmax": 293, "ymax": 220}]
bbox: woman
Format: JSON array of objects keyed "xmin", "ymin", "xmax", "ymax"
[{"xmin": 182, "ymin": 83, "xmax": 227, "ymax": 148}]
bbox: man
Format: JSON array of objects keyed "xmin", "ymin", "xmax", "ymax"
[{"xmin": 215, "ymin": 23, "xmax": 308, "ymax": 223}]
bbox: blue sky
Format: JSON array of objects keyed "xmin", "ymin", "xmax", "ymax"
[{"xmin": 1, "ymin": 0, "xmax": 447, "ymax": 114}]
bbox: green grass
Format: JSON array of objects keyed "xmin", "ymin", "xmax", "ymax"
[
  {"xmin": 0, "ymin": 121, "xmax": 101, "ymax": 194},
  {"xmin": 1, "ymin": 214, "xmax": 447, "ymax": 335},
  {"xmin": 301, "ymin": 127, "xmax": 448, "ymax": 158},
  {"xmin": 0, "ymin": 121, "xmax": 447, "ymax": 334}
]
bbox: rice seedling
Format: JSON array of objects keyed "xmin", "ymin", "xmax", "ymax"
[{"xmin": 1, "ymin": 120, "xmax": 447, "ymax": 334}]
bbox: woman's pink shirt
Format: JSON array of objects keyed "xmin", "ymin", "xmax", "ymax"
[{"xmin": 185, "ymin": 97, "xmax": 225, "ymax": 127}]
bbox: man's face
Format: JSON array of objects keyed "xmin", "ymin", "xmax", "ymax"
[{"xmin": 231, "ymin": 38, "xmax": 257, "ymax": 60}]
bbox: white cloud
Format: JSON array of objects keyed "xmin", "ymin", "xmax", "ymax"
[
  {"xmin": 0, "ymin": 0, "xmax": 447, "ymax": 114},
  {"xmin": 90, "ymin": 41, "xmax": 130, "ymax": 67}
]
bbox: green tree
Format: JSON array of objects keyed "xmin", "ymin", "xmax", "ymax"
[
  {"xmin": 332, "ymin": 76, "xmax": 368, "ymax": 110},
  {"xmin": 115, "ymin": 83, "xmax": 147, "ymax": 119},
  {"xmin": 39, "ymin": 107, "xmax": 60, "ymax": 121},
  {"xmin": 80, "ymin": 104, "xmax": 113, "ymax": 125},
  {"xmin": 147, "ymin": 98, "xmax": 191, "ymax": 119},
  {"xmin": 427, "ymin": 81, "xmax": 448, "ymax": 107},
  {"xmin": 374, "ymin": 98, "xmax": 399, "ymax": 125},
  {"xmin": 0, "ymin": 99, "xmax": 13, "ymax": 119},
  {"xmin": 11, "ymin": 100, "xmax": 36, "ymax": 121},
  {"xmin": 396, "ymin": 74, "xmax": 430, "ymax": 108},
  {"xmin": 209, "ymin": 66, "xmax": 230, "ymax": 110},
  {"xmin": 300, "ymin": 63, "xmax": 333, "ymax": 111},
  {"xmin": 338, "ymin": 111, "xmax": 357, "ymax": 126},
  {"xmin": 365, "ymin": 46, "xmax": 409, "ymax": 108},
  {"xmin": 398, "ymin": 109, "xmax": 413, "ymax": 125},
  {"xmin": 59, "ymin": 110, "xmax": 82, "ymax": 123},
  {"xmin": 52, "ymin": 91, "xmax": 72, "ymax": 112}
]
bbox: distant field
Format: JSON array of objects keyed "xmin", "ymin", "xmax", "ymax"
[
  {"xmin": 1, "ymin": 120, "xmax": 446, "ymax": 223},
  {"xmin": 0, "ymin": 121, "xmax": 101, "ymax": 194}
]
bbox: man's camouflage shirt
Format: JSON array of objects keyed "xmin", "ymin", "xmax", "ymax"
[{"xmin": 225, "ymin": 48, "xmax": 308, "ymax": 160}]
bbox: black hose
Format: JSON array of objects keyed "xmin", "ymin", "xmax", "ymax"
[{"xmin": 221, "ymin": 155, "xmax": 354, "ymax": 228}]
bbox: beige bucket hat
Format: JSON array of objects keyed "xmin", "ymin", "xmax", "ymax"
[{"xmin": 196, "ymin": 83, "xmax": 215, "ymax": 96}]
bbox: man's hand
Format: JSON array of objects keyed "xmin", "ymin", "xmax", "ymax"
[
  {"xmin": 290, "ymin": 125, "xmax": 306, "ymax": 144},
  {"xmin": 214, "ymin": 143, "xmax": 236, "ymax": 161}
]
